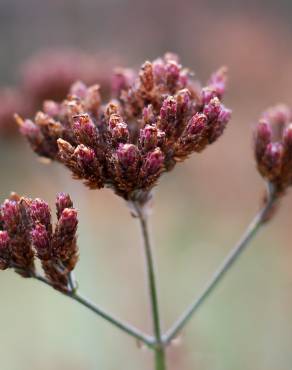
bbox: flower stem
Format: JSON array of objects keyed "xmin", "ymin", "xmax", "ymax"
[
  {"xmin": 133, "ymin": 202, "xmax": 166, "ymax": 370},
  {"xmin": 163, "ymin": 187, "xmax": 276, "ymax": 345},
  {"xmin": 30, "ymin": 272, "xmax": 155, "ymax": 348}
]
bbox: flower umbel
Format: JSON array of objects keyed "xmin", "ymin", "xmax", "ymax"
[
  {"xmin": 0, "ymin": 193, "xmax": 79, "ymax": 292},
  {"xmin": 254, "ymin": 104, "xmax": 292, "ymax": 196},
  {"xmin": 18, "ymin": 54, "xmax": 231, "ymax": 203}
]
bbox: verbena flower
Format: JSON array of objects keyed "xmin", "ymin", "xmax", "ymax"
[
  {"xmin": 254, "ymin": 104, "xmax": 292, "ymax": 196},
  {"xmin": 18, "ymin": 53, "xmax": 231, "ymax": 204},
  {"xmin": 0, "ymin": 193, "xmax": 78, "ymax": 292}
]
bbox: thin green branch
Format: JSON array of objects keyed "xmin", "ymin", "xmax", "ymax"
[
  {"xmin": 132, "ymin": 202, "xmax": 166, "ymax": 370},
  {"xmin": 29, "ymin": 270, "xmax": 155, "ymax": 348},
  {"xmin": 163, "ymin": 186, "xmax": 276, "ymax": 345}
]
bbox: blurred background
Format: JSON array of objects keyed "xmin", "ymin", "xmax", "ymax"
[{"xmin": 0, "ymin": 0, "xmax": 292, "ymax": 369}]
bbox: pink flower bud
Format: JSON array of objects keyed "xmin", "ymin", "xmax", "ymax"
[
  {"xmin": 30, "ymin": 199, "xmax": 51, "ymax": 229},
  {"xmin": 255, "ymin": 120, "xmax": 272, "ymax": 160},
  {"xmin": 74, "ymin": 144, "xmax": 96, "ymax": 167},
  {"xmin": 160, "ymin": 96, "xmax": 177, "ymax": 125},
  {"xmin": 1, "ymin": 200, "xmax": 20, "ymax": 232},
  {"xmin": 56, "ymin": 193, "xmax": 73, "ymax": 219},
  {"xmin": 58, "ymin": 208, "xmax": 78, "ymax": 235},
  {"xmin": 117, "ymin": 143, "xmax": 140, "ymax": 169},
  {"xmin": 31, "ymin": 223, "xmax": 50, "ymax": 259},
  {"xmin": 186, "ymin": 113, "xmax": 207, "ymax": 136},
  {"xmin": 203, "ymin": 97, "xmax": 222, "ymax": 120},
  {"xmin": 263, "ymin": 142, "xmax": 284, "ymax": 178},
  {"xmin": 142, "ymin": 148, "xmax": 164, "ymax": 175},
  {"xmin": 139, "ymin": 125, "xmax": 160, "ymax": 151},
  {"xmin": 73, "ymin": 114, "xmax": 99, "ymax": 146}
]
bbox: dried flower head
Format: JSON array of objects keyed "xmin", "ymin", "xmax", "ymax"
[
  {"xmin": 19, "ymin": 53, "xmax": 231, "ymax": 204},
  {"xmin": 0, "ymin": 193, "xmax": 79, "ymax": 292},
  {"xmin": 254, "ymin": 104, "xmax": 292, "ymax": 195}
]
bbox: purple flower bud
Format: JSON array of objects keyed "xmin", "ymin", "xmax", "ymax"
[
  {"xmin": 139, "ymin": 61, "xmax": 154, "ymax": 91},
  {"xmin": 201, "ymin": 88, "xmax": 217, "ymax": 105},
  {"xmin": 139, "ymin": 125, "xmax": 160, "ymax": 151},
  {"xmin": 263, "ymin": 142, "xmax": 283, "ymax": 177},
  {"xmin": 58, "ymin": 208, "xmax": 78, "ymax": 235},
  {"xmin": 176, "ymin": 89, "xmax": 191, "ymax": 116},
  {"xmin": 73, "ymin": 114, "xmax": 99, "ymax": 146},
  {"xmin": 56, "ymin": 193, "xmax": 73, "ymax": 219},
  {"xmin": 160, "ymin": 96, "xmax": 177, "ymax": 124},
  {"xmin": 108, "ymin": 113, "xmax": 123, "ymax": 129},
  {"xmin": 111, "ymin": 123, "xmax": 129, "ymax": 142},
  {"xmin": 117, "ymin": 143, "xmax": 140, "ymax": 168},
  {"xmin": 30, "ymin": 199, "xmax": 51, "ymax": 229},
  {"xmin": 74, "ymin": 144, "xmax": 96, "ymax": 167},
  {"xmin": 31, "ymin": 223, "xmax": 50, "ymax": 259},
  {"xmin": 255, "ymin": 120, "xmax": 272, "ymax": 160},
  {"xmin": 203, "ymin": 97, "xmax": 222, "ymax": 120},
  {"xmin": 152, "ymin": 59, "xmax": 166, "ymax": 84},
  {"xmin": 1, "ymin": 200, "xmax": 19, "ymax": 232},
  {"xmin": 142, "ymin": 148, "xmax": 164, "ymax": 175},
  {"xmin": 186, "ymin": 113, "xmax": 208, "ymax": 136}
]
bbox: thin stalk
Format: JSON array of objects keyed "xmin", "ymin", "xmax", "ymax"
[
  {"xmin": 30, "ymin": 271, "xmax": 155, "ymax": 348},
  {"xmin": 164, "ymin": 187, "xmax": 276, "ymax": 345},
  {"xmin": 133, "ymin": 202, "xmax": 166, "ymax": 370}
]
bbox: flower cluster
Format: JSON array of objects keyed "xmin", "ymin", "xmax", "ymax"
[
  {"xmin": 19, "ymin": 53, "xmax": 231, "ymax": 203},
  {"xmin": 0, "ymin": 48, "xmax": 117, "ymax": 136},
  {"xmin": 0, "ymin": 193, "xmax": 78, "ymax": 292},
  {"xmin": 254, "ymin": 104, "xmax": 292, "ymax": 195}
]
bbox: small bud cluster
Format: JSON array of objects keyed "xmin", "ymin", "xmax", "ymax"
[
  {"xmin": 0, "ymin": 193, "xmax": 78, "ymax": 292},
  {"xmin": 19, "ymin": 54, "xmax": 231, "ymax": 203},
  {"xmin": 254, "ymin": 104, "xmax": 292, "ymax": 195}
]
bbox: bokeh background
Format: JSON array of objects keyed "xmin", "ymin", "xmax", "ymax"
[{"xmin": 0, "ymin": 0, "xmax": 292, "ymax": 369}]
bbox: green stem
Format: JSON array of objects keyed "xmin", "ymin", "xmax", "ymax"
[
  {"xmin": 31, "ymin": 272, "xmax": 155, "ymax": 348},
  {"xmin": 133, "ymin": 202, "xmax": 166, "ymax": 370},
  {"xmin": 155, "ymin": 347, "xmax": 166, "ymax": 370},
  {"xmin": 164, "ymin": 187, "xmax": 276, "ymax": 345}
]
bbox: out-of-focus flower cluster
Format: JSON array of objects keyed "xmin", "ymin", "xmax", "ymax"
[
  {"xmin": 19, "ymin": 53, "xmax": 231, "ymax": 203},
  {"xmin": 255, "ymin": 104, "xmax": 292, "ymax": 195},
  {"xmin": 0, "ymin": 48, "xmax": 117, "ymax": 136},
  {"xmin": 0, "ymin": 192, "xmax": 78, "ymax": 292}
]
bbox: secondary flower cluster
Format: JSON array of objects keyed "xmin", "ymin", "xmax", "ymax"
[
  {"xmin": 0, "ymin": 193, "xmax": 78, "ymax": 292},
  {"xmin": 255, "ymin": 104, "xmax": 292, "ymax": 195},
  {"xmin": 19, "ymin": 53, "xmax": 231, "ymax": 203},
  {"xmin": 0, "ymin": 48, "xmax": 117, "ymax": 136}
]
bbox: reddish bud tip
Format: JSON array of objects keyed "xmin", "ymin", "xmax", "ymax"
[
  {"xmin": 117, "ymin": 143, "xmax": 140, "ymax": 168},
  {"xmin": 56, "ymin": 193, "xmax": 73, "ymax": 219},
  {"xmin": 143, "ymin": 148, "xmax": 164, "ymax": 175}
]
